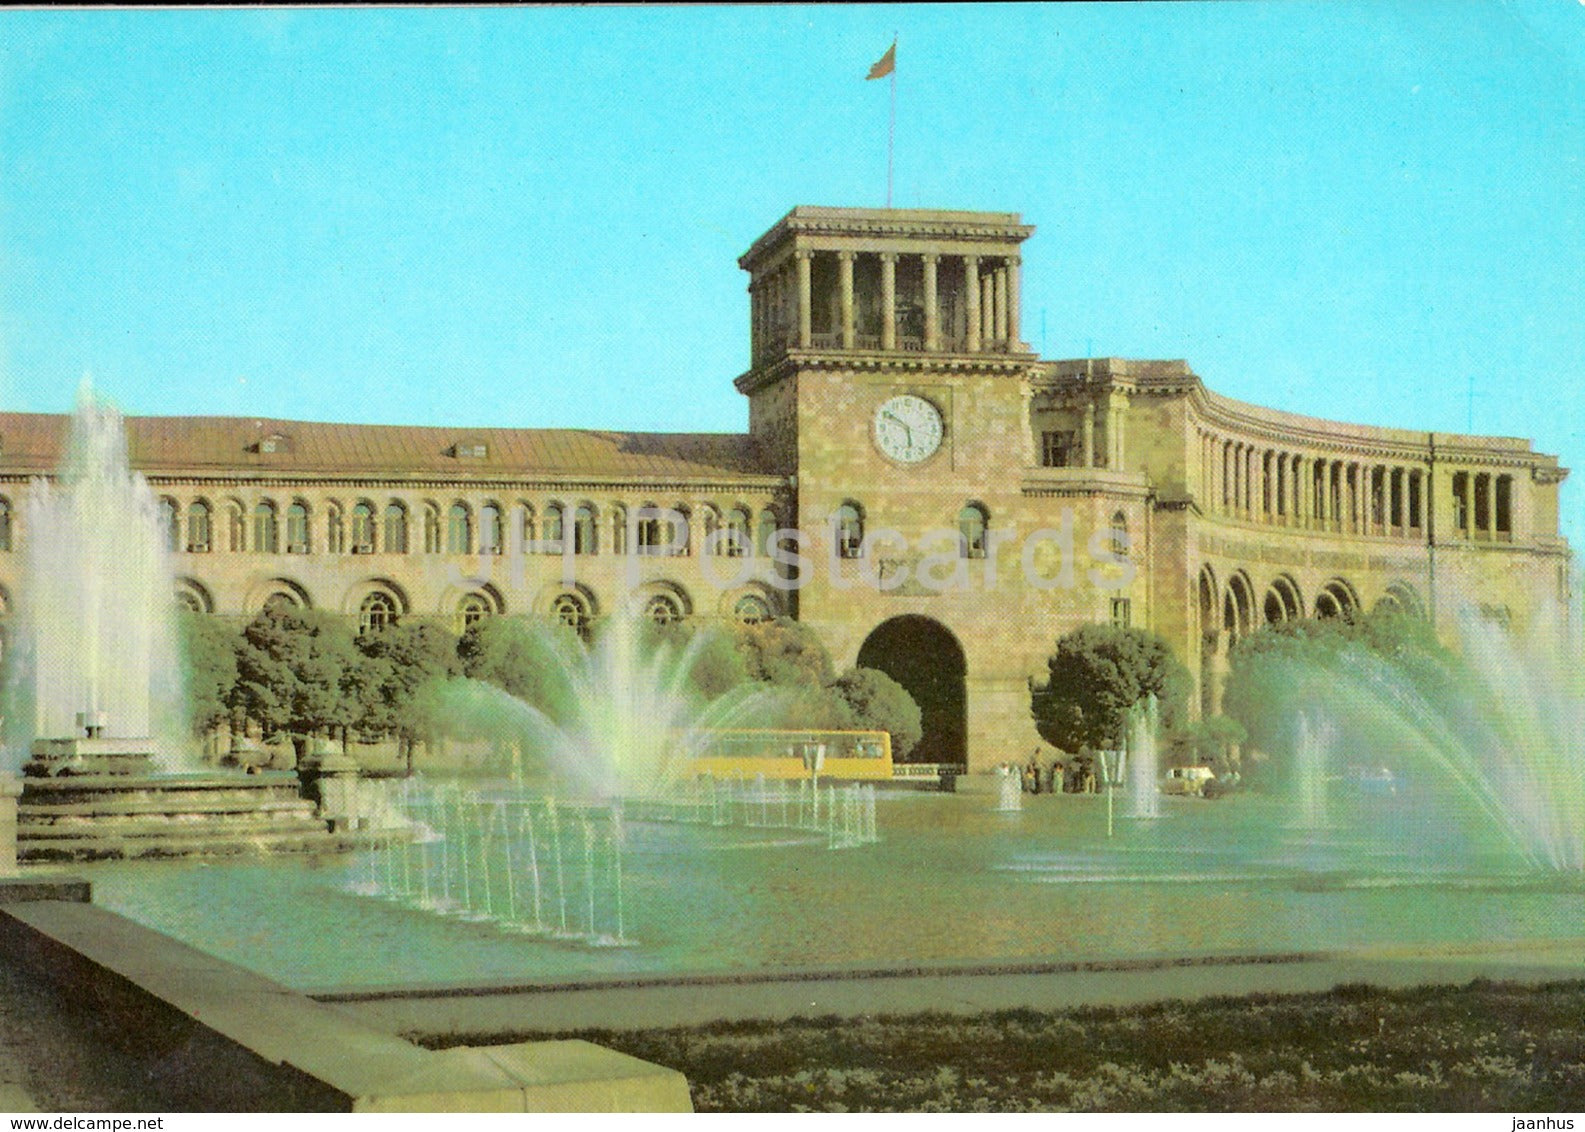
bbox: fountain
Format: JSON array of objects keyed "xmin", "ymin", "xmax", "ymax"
[
  {"xmin": 1127, "ymin": 696, "xmax": 1162, "ymax": 820},
  {"xmin": 3, "ymin": 387, "xmax": 348, "ymax": 860},
  {"xmin": 994, "ymin": 764, "xmax": 1023, "ymax": 812},
  {"xmin": 1289, "ymin": 710, "xmax": 1333, "ymax": 832}
]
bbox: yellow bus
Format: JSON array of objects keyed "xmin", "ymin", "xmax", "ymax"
[{"xmin": 690, "ymin": 729, "xmax": 894, "ymax": 781}]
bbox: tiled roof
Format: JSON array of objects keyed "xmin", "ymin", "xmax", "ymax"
[{"xmin": 0, "ymin": 413, "xmax": 777, "ymax": 482}]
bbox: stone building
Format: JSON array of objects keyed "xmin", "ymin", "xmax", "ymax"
[{"xmin": 0, "ymin": 206, "xmax": 1570, "ymax": 772}]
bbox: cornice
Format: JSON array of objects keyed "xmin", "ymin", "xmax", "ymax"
[{"xmin": 736, "ymin": 349, "xmax": 1039, "ymax": 394}]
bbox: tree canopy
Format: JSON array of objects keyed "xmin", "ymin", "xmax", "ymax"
[{"xmin": 1030, "ymin": 623, "xmax": 1190, "ymax": 753}]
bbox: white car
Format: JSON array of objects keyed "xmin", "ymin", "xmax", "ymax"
[{"xmin": 1161, "ymin": 765, "xmax": 1217, "ymax": 797}]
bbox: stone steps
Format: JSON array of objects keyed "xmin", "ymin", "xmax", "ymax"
[{"xmin": 18, "ymin": 828, "xmax": 349, "ymax": 862}]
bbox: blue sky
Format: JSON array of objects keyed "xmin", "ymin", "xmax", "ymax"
[{"xmin": 2, "ymin": 4, "xmax": 1582, "ymax": 528}]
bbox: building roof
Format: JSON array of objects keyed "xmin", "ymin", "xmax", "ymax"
[{"xmin": 0, "ymin": 413, "xmax": 777, "ymax": 484}]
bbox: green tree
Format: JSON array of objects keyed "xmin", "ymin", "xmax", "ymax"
[
  {"xmin": 735, "ymin": 617, "xmax": 835, "ymax": 688},
  {"xmin": 176, "ymin": 610, "xmax": 239, "ymax": 743},
  {"xmin": 457, "ymin": 614, "xmax": 581, "ymax": 715},
  {"xmin": 232, "ymin": 605, "xmax": 361, "ymax": 761},
  {"xmin": 1030, "ymin": 624, "xmax": 1190, "ymax": 752},
  {"xmin": 824, "ymin": 667, "xmax": 923, "ymax": 760},
  {"xmin": 354, "ymin": 621, "xmax": 462, "ymax": 772}
]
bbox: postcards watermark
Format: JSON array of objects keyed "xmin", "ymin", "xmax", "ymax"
[{"xmin": 434, "ymin": 506, "xmax": 1135, "ymax": 597}]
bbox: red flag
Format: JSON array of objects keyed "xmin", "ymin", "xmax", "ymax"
[{"xmin": 866, "ymin": 41, "xmax": 896, "ymax": 80}]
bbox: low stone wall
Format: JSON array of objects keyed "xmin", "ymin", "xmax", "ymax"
[{"xmin": 0, "ymin": 881, "xmax": 691, "ymax": 1112}]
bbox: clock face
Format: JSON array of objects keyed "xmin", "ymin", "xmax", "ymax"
[{"xmin": 873, "ymin": 394, "xmax": 944, "ymax": 464}]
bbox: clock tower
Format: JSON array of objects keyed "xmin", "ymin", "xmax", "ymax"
[{"xmin": 733, "ymin": 207, "xmax": 1045, "ymax": 768}]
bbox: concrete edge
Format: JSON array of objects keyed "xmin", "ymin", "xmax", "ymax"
[{"xmin": 0, "ymin": 899, "xmax": 691, "ymax": 1113}]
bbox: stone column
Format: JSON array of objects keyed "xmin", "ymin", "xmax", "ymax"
[
  {"xmin": 795, "ymin": 251, "xmax": 812, "ymax": 349},
  {"xmin": 1020, "ymin": 378, "xmax": 1037, "ymax": 466},
  {"xmin": 1007, "ymin": 255, "xmax": 1022, "ymax": 347},
  {"xmin": 0, "ymin": 775, "xmax": 21, "ymax": 876},
  {"xmin": 1112, "ymin": 394, "xmax": 1128, "ymax": 471},
  {"xmin": 880, "ymin": 252, "xmax": 897, "ymax": 351},
  {"xmin": 922, "ymin": 254, "xmax": 939, "ymax": 351},
  {"xmin": 964, "ymin": 256, "xmax": 981, "ymax": 352},
  {"xmin": 976, "ymin": 269, "xmax": 989, "ymax": 348},
  {"xmin": 1082, "ymin": 402, "xmax": 1097, "ymax": 468},
  {"xmin": 993, "ymin": 262, "xmax": 1009, "ymax": 347},
  {"xmin": 839, "ymin": 252, "xmax": 855, "ymax": 350}
]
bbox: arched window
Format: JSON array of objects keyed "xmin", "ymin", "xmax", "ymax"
[
  {"xmin": 645, "ymin": 593, "xmax": 683, "ymax": 625},
  {"xmin": 175, "ymin": 589, "xmax": 205, "ymax": 613},
  {"xmin": 0, "ymin": 498, "xmax": 12, "ymax": 552},
  {"xmin": 723, "ymin": 507, "xmax": 750, "ymax": 558},
  {"xmin": 253, "ymin": 501, "xmax": 279, "ymax": 554},
  {"xmin": 446, "ymin": 503, "xmax": 471, "ymax": 554},
  {"xmin": 636, "ymin": 504, "xmax": 663, "ymax": 556},
  {"xmin": 423, "ymin": 503, "xmax": 442, "ymax": 554},
  {"xmin": 160, "ymin": 498, "xmax": 181, "ymax": 553},
  {"xmin": 551, "ymin": 591, "xmax": 591, "ymax": 638},
  {"xmin": 543, "ymin": 503, "xmax": 564, "ymax": 554},
  {"xmin": 286, "ymin": 501, "xmax": 311, "ymax": 554},
  {"xmin": 573, "ymin": 503, "xmax": 597, "ymax": 555},
  {"xmin": 326, "ymin": 504, "xmax": 345, "ymax": 555},
  {"xmin": 958, "ymin": 503, "xmax": 988, "ymax": 559},
  {"xmin": 263, "ymin": 590, "xmax": 299, "ymax": 612},
  {"xmin": 1109, "ymin": 510, "xmax": 1129, "ymax": 556},
  {"xmin": 611, "ymin": 505, "xmax": 627, "ymax": 556},
  {"xmin": 518, "ymin": 503, "xmax": 536, "ymax": 552},
  {"xmin": 733, "ymin": 593, "xmax": 773, "ymax": 625},
  {"xmin": 359, "ymin": 591, "xmax": 399, "ymax": 634},
  {"xmin": 186, "ymin": 501, "xmax": 212, "ymax": 553},
  {"xmin": 672, "ymin": 505, "xmax": 692, "ymax": 556},
  {"xmin": 701, "ymin": 505, "xmax": 721, "ymax": 554},
  {"xmin": 227, "ymin": 502, "xmax": 246, "ymax": 552},
  {"xmin": 350, "ymin": 501, "xmax": 376, "ymax": 553},
  {"xmin": 833, "ymin": 502, "xmax": 864, "ymax": 559},
  {"xmin": 458, "ymin": 593, "xmax": 492, "ymax": 631},
  {"xmin": 756, "ymin": 508, "xmax": 778, "ymax": 558},
  {"xmin": 479, "ymin": 502, "xmax": 502, "ymax": 555},
  {"xmin": 384, "ymin": 502, "xmax": 408, "ymax": 554}
]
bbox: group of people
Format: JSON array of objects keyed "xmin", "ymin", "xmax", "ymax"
[{"xmin": 1016, "ymin": 752, "xmax": 1097, "ymax": 795}]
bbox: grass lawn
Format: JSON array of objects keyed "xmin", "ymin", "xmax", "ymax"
[{"xmin": 423, "ymin": 978, "xmax": 1585, "ymax": 1112}]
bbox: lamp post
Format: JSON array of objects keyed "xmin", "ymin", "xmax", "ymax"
[{"xmin": 1097, "ymin": 747, "xmax": 1127, "ymax": 838}]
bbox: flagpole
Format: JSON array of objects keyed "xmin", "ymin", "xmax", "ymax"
[{"xmin": 886, "ymin": 34, "xmax": 897, "ymax": 208}]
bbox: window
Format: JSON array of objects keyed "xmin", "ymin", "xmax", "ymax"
[
  {"xmin": 424, "ymin": 504, "xmax": 443, "ymax": 553},
  {"xmin": 176, "ymin": 590, "xmax": 205, "ymax": 613},
  {"xmin": 672, "ymin": 505, "xmax": 692, "ymax": 555},
  {"xmin": 833, "ymin": 502, "xmax": 864, "ymax": 559},
  {"xmin": 384, "ymin": 502, "xmax": 408, "ymax": 554},
  {"xmin": 479, "ymin": 502, "xmax": 502, "ymax": 555},
  {"xmin": 186, "ymin": 501, "xmax": 212, "ymax": 553},
  {"xmin": 286, "ymin": 501, "xmax": 311, "ymax": 554},
  {"xmin": 1110, "ymin": 597, "xmax": 1132, "ymax": 628},
  {"xmin": 518, "ymin": 504, "xmax": 536, "ymax": 552},
  {"xmin": 227, "ymin": 503, "xmax": 246, "ymax": 552},
  {"xmin": 958, "ymin": 503, "xmax": 988, "ymax": 559},
  {"xmin": 645, "ymin": 593, "xmax": 683, "ymax": 625},
  {"xmin": 756, "ymin": 508, "xmax": 778, "ymax": 558},
  {"xmin": 723, "ymin": 507, "xmax": 750, "ymax": 558},
  {"xmin": 253, "ymin": 501, "xmax": 279, "ymax": 554},
  {"xmin": 551, "ymin": 592, "xmax": 590, "ymax": 637},
  {"xmin": 1452, "ymin": 472, "xmax": 1470, "ymax": 534},
  {"xmin": 573, "ymin": 504, "xmax": 597, "ymax": 555},
  {"xmin": 611, "ymin": 505, "xmax": 627, "ymax": 555},
  {"xmin": 359, "ymin": 591, "xmax": 399, "ymax": 634},
  {"xmin": 327, "ymin": 505, "xmax": 345, "ymax": 554},
  {"xmin": 350, "ymin": 502, "xmax": 375, "ymax": 553},
  {"xmin": 1495, "ymin": 475, "xmax": 1513, "ymax": 538},
  {"xmin": 263, "ymin": 591, "xmax": 299, "ymax": 612},
  {"xmin": 636, "ymin": 505, "xmax": 664, "ymax": 556},
  {"xmin": 1041, "ymin": 430, "xmax": 1079, "ymax": 468},
  {"xmin": 160, "ymin": 498, "xmax": 181, "ymax": 553},
  {"xmin": 446, "ymin": 503, "xmax": 471, "ymax": 554},
  {"xmin": 733, "ymin": 593, "xmax": 773, "ymax": 625},
  {"xmin": 458, "ymin": 593, "xmax": 492, "ymax": 631},
  {"xmin": 542, "ymin": 503, "xmax": 564, "ymax": 554},
  {"xmin": 1109, "ymin": 510, "xmax": 1129, "ymax": 556},
  {"xmin": 0, "ymin": 498, "xmax": 13, "ymax": 552}
]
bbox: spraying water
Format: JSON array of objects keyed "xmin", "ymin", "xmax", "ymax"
[
  {"xmin": 2, "ymin": 383, "xmax": 186, "ymax": 770},
  {"xmin": 1290, "ymin": 710, "xmax": 1334, "ymax": 832},
  {"xmin": 1127, "ymin": 696, "xmax": 1162, "ymax": 819}
]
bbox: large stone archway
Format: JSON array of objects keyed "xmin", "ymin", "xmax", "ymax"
[{"xmin": 857, "ymin": 615, "xmax": 967, "ymax": 766}]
